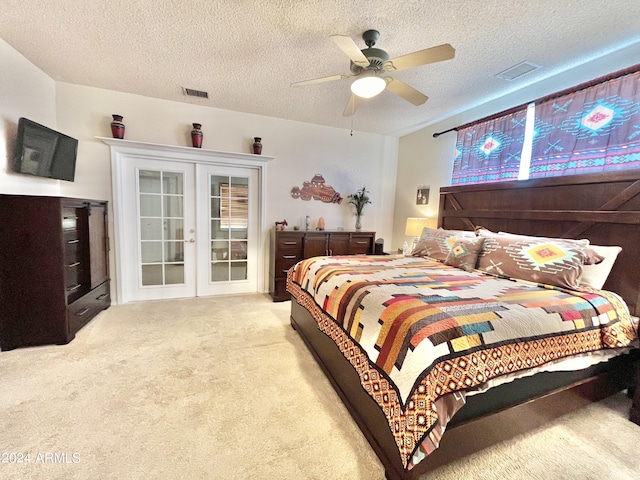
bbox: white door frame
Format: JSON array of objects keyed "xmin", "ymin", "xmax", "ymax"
[{"xmin": 100, "ymin": 137, "xmax": 273, "ymax": 304}]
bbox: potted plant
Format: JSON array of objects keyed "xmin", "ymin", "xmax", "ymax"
[{"xmin": 348, "ymin": 186, "xmax": 371, "ymax": 231}]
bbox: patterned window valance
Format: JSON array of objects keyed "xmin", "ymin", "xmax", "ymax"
[
  {"xmin": 529, "ymin": 70, "xmax": 640, "ymax": 177},
  {"xmin": 450, "ymin": 65, "xmax": 640, "ymax": 185},
  {"xmin": 451, "ymin": 109, "xmax": 527, "ymax": 185}
]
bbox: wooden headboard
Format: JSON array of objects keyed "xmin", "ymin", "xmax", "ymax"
[{"xmin": 439, "ymin": 169, "xmax": 640, "ymax": 316}]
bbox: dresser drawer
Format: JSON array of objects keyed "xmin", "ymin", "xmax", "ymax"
[
  {"xmin": 278, "ymin": 245, "xmax": 303, "ymax": 258},
  {"xmin": 275, "ymin": 234, "xmax": 304, "ymax": 259},
  {"xmin": 276, "ymin": 235, "xmax": 303, "ymax": 248},
  {"xmin": 64, "ymin": 251, "xmax": 83, "ymax": 270},
  {"xmin": 67, "ymin": 281, "xmax": 110, "ymax": 334},
  {"xmin": 274, "ymin": 253, "xmax": 302, "ymax": 276},
  {"xmin": 63, "ymin": 229, "xmax": 82, "ymax": 253},
  {"xmin": 64, "ymin": 262, "xmax": 85, "ymax": 289},
  {"xmin": 61, "ymin": 210, "xmax": 78, "ymax": 231},
  {"xmin": 65, "ymin": 279, "xmax": 86, "ymax": 304},
  {"xmin": 349, "ymin": 235, "xmax": 374, "ymax": 254}
]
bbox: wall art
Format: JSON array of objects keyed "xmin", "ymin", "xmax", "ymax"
[
  {"xmin": 416, "ymin": 185, "xmax": 430, "ymax": 205},
  {"xmin": 291, "ymin": 174, "xmax": 343, "ymax": 204}
]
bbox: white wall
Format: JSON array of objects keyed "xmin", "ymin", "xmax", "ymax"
[
  {"xmin": 55, "ymin": 83, "xmax": 398, "ymax": 235},
  {"xmin": 0, "ymin": 38, "xmax": 60, "ymax": 196},
  {"xmin": 392, "ymin": 41, "xmax": 640, "ymax": 248}
]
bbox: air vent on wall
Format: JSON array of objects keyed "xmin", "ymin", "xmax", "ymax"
[
  {"xmin": 183, "ymin": 87, "xmax": 209, "ymax": 99},
  {"xmin": 495, "ymin": 61, "xmax": 541, "ymax": 81}
]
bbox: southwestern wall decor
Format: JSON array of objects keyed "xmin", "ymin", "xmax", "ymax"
[
  {"xmin": 416, "ymin": 185, "xmax": 430, "ymax": 204},
  {"xmin": 291, "ymin": 174, "xmax": 343, "ymax": 204}
]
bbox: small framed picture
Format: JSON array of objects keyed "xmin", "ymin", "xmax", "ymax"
[{"xmin": 416, "ymin": 186, "xmax": 429, "ymax": 205}]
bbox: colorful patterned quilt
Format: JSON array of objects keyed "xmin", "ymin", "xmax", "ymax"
[{"xmin": 286, "ymin": 255, "xmax": 637, "ymax": 469}]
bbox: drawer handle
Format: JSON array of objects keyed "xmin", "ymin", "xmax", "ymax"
[
  {"xmin": 66, "ymin": 284, "xmax": 81, "ymax": 292},
  {"xmin": 282, "ymin": 255, "xmax": 297, "ymax": 259},
  {"xmin": 282, "ymin": 269, "xmax": 290, "ymax": 273},
  {"xmin": 67, "ymin": 239, "xmax": 80, "ymax": 244},
  {"xmin": 67, "ymin": 261, "xmax": 81, "ymax": 268},
  {"xmin": 75, "ymin": 308, "xmax": 90, "ymax": 317},
  {"xmin": 355, "ymin": 241, "xmax": 368, "ymax": 244},
  {"xmin": 96, "ymin": 293, "xmax": 109, "ymax": 300},
  {"xmin": 283, "ymin": 241, "xmax": 297, "ymax": 245}
]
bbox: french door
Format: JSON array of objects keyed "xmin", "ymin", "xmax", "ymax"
[
  {"xmin": 196, "ymin": 164, "xmax": 259, "ymax": 297},
  {"xmin": 116, "ymin": 157, "xmax": 259, "ymax": 303}
]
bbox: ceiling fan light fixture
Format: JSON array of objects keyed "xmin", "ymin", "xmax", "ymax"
[{"xmin": 350, "ymin": 73, "xmax": 386, "ymax": 98}]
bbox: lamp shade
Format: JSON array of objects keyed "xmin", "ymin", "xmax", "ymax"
[
  {"xmin": 351, "ymin": 73, "xmax": 386, "ymax": 98},
  {"xmin": 405, "ymin": 217, "xmax": 437, "ymax": 237}
]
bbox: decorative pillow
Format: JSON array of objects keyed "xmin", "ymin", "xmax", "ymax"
[
  {"xmin": 579, "ymin": 245, "xmax": 622, "ymax": 290},
  {"xmin": 444, "ymin": 237, "xmax": 485, "ymax": 272},
  {"xmin": 411, "ymin": 227, "xmax": 476, "ymax": 262},
  {"xmin": 475, "ymin": 228, "xmax": 604, "ymax": 289}
]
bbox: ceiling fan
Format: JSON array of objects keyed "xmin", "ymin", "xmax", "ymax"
[{"xmin": 290, "ymin": 30, "xmax": 455, "ymax": 116}]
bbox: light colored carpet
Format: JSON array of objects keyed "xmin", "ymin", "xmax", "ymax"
[{"xmin": 0, "ymin": 294, "xmax": 638, "ymax": 479}]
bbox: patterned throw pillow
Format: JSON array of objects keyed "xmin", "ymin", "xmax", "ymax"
[
  {"xmin": 411, "ymin": 227, "xmax": 476, "ymax": 262},
  {"xmin": 476, "ymin": 228, "xmax": 604, "ymax": 289},
  {"xmin": 444, "ymin": 237, "xmax": 485, "ymax": 271}
]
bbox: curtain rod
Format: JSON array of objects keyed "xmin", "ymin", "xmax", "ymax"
[{"xmin": 432, "ymin": 62, "xmax": 640, "ymax": 138}]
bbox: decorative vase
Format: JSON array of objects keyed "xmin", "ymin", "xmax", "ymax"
[
  {"xmin": 191, "ymin": 123, "xmax": 203, "ymax": 148},
  {"xmin": 110, "ymin": 114, "xmax": 125, "ymax": 139},
  {"xmin": 355, "ymin": 214, "xmax": 362, "ymax": 231},
  {"xmin": 252, "ymin": 137, "xmax": 262, "ymax": 155}
]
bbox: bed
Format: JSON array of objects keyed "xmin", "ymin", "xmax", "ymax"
[{"xmin": 287, "ymin": 169, "xmax": 640, "ymax": 480}]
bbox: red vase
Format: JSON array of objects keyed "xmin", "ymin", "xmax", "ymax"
[
  {"xmin": 252, "ymin": 137, "xmax": 262, "ymax": 155},
  {"xmin": 110, "ymin": 114, "xmax": 125, "ymax": 139},
  {"xmin": 191, "ymin": 123, "xmax": 203, "ymax": 148}
]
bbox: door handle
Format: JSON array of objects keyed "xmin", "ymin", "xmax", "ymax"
[{"xmin": 184, "ymin": 239, "xmax": 195, "ymax": 243}]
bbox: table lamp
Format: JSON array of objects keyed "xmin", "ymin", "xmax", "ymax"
[{"xmin": 405, "ymin": 217, "xmax": 437, "ymax": 251}]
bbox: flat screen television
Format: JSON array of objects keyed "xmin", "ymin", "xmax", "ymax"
[{"xmin": 14, "ymin": 117, "xmax": 78, "ymax": 182}]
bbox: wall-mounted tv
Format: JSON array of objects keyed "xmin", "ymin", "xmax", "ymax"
[{"xmin": 14, "ymin": 117, "xmax": 78, "ymax": 182}]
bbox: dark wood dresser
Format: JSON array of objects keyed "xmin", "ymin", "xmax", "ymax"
[
  {"xmin": 269, "ymin": 229, "xmax": 375, "ymax": 302},
  {"xmin": 0, "ymin": 195, "xmax": 111, "ymax": 350}
]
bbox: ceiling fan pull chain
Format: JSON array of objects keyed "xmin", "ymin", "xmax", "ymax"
[{"xmin": 350, "ymin": 96, "xmax": 355, "ymax": 136}]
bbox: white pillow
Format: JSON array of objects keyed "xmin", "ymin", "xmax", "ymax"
[
  {"xmin": 579, "ymin": 245, "xmax": 622, "ymax": 290},
  {"xmin": 497, "ymin": 231, "xmax": 590, "ymax": 245}
]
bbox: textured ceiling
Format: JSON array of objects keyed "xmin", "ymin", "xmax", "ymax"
[{"xmin": 2, "ymin": 1, "xmax": 640, "ymax": 136}]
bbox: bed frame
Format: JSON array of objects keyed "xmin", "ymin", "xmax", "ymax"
[{"xmin": 289, "ymin": 169, "xmax": 640, "ymax": 480}]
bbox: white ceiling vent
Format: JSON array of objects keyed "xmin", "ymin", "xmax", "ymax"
[
  {"xmin": 495, "ymin": 61, "xmax": 541, "ymax": 81},
  {"xmin": 183, "ymin": 87, "xmax": 209, "ymax": 99}
]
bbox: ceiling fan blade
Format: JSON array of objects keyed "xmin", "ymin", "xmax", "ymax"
[
  {"xmin": 290, "ymin": 73, "xmax": 350, "ymax": 87},
  {"xmin": 385, "ymin": 78, "xmax": 428, "ymax": 106},
  {"xmin": 330, "ymin": 35, "xmax": 370, "ymax": 68},
  {"xmin": 342, "ymin": 94, "xmax": 362, "ymax": 117},
  {"xmin": 385, "ymin": 43, "xmax": 455, "ymax": 72}
]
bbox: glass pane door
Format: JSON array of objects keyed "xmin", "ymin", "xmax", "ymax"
[
  {"xmin": 210, "ymin": 175, "xmax": 249, "ymax": 282},
  {"xmin": 139, "ymin": 170, "xmax": 186, "ymax": 286},
  {"xmin": 196, "ymin": 164, "xmax": 258, "ymax": 296},
  {"xmin": 117, "ymin": 157, "xmax": 196, "ymax": 303}
]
